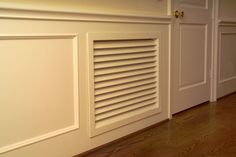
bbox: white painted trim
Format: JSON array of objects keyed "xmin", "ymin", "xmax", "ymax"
[
  {"xmin": 167, "ymin": 23, "xmax": 172, "ymax": 119},
  {"xmin": 210, "ymin": 0, "xmax": 218, "ymax": 102},
  {"xmin": 0, "ymin": 2, "xmax": 169, "ymax": 17},
  {"xmin": 0, "ymin": 7, "xmax": 172, "ymax": 24},
  {"xmin": 218, "ymin": 32, "xmax": 236, "ymax": 84},
  {"xmin": 87, "ymin": 32, "xmax": 163, "ymax": 137},
  {"xmin": 178, "ymin": 24, "xmax": 208, "ymax": 91},
  {"xmin": 0, "ymin": 34, "xmax": 80, "ymax": 154},
  {"xmin": 219, "ymin": 76, "xmax": 236, "ymax": 84},
  {"xmin": 0, "ymin": 126, "xmax": 78, "ymax": 154},
  {"xmin": 167, "ymin": 0, "xmax": 172, "ymax": 16},
  {"xmin": 218, "ymin": 18, "xmax": 236, "ymax": 25}
]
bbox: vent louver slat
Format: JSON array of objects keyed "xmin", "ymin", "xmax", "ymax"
[
  {"xmin": 94, "ymin": 52, "xmax": 156, "ymax": 62},
  {"xmin": 95, "ymin": 104, "xmax": 157, "ymax": 128},
  {"xmin": 95, "ymin": 67, "xmax": 156, "ymax": 82},
  {"xmin": 94, "ymin": 39, "xmax": 156, "ymax": 49},
  {"xmin": 95, "ymin": 77, "xmax": 156, "ymax": 95},
  {"xmin": 95, "ymin": 83, "xmax": 156, "ymax": 102},
  {"xmin": 94, "ymin": 46, "xmax": 156, "ymax": 56},
  {"xmin": 90, "ymin": 33, "xmax": 160, "ymax": 136},
  {"xmin": 95, "ymin": 88, "xmax": 156, "ymax": 108},
  {"xmin": 95, "ymin": 72, "xmax": 156, "ymax": 89},
  {"xmin": 95, "ymin": 98, "xmax": 157, "ymax": 121},
  {"xmin": 95, "ymin": 62, "xmax": 156, "ymax": 75},
  {"xmin": 94, "ymin": 57, "xmax": 155, "ymax": 69},
  {"xmin": 95, "ymin": 93, "xmax": 157, "ymax": 114}
]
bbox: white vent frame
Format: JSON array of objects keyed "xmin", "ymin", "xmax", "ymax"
[{"xmin": 88, "ymin": 32, "xmax": 162, "ymax": 137}]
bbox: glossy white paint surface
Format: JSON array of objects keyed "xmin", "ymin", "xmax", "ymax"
[{"xmin": 171, "ymin": 0, "xmax": 212, "ymax": 113}]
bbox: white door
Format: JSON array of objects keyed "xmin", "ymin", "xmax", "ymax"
[{"xmin": 172, "ymin": 0, "xmax": 212, "ymax": 114}]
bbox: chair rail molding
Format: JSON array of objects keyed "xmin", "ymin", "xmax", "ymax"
[{"xmin": 0, "ymin": 6, "xmax": 172, "ymax": 24}]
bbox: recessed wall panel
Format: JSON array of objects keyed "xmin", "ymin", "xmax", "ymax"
[
  {"xmin": 179, "ymin": 24, "xmax": 207, "ymax": 90},
  {"xmin": 219, "ymin": 33, "xmax": 236, "ymax": 83},
  {"xmin": 219, "ymin": 0, "xmax": 236, "ymax": 19},
  {"xmin": 0, "ymin": 35, "xmax": 79, "ymax": 153}
]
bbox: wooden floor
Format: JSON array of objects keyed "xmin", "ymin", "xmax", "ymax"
[{"xmin": 80, "ymin": 93, "xmax": 236, "ymax": 157}]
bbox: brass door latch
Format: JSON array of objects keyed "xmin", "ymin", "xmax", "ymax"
[{"xmin": 174, "ymin": 10, "xmax": 184, "ymax": 18}]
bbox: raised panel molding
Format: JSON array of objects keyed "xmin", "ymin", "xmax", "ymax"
[
  {"xmin": 218, "ymin": 32, "xmax": 236, "ymax": 84},
  {"xmin": 0, "ymin": 34, "xmax": 79, "ymax": 154},
  {"xmin": 179, "ymin": 24, "xmax": 208, "ymax": 91},
  {"xmin": 180, "ymin": 0, "xmax": 208, "ymax": 9},
  {"xmin": 218, "ymin": 19, "xmax": 236, "ymax": 26}
]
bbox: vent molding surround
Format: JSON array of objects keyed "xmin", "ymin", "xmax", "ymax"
[{"xmin": 88, "ymin": 32, "xmax": 162, "ymax": 137}]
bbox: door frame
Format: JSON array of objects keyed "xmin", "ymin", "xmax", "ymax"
[{"xmin": 210, "ymin": 0, "xmax": 219, "ymax": 102}]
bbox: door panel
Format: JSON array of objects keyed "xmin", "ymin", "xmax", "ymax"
[
  {"xmin": 181, "ymin": 0, "xmax": 207, "ymax": 8},
  {"xmin": 179, "ymin": 24, "xmax": 207, "ymax": 89},
  {"xmin": 178, "ymin": 0, "xmax": 210, "ymax": 19},
  {"xmin": 172, "ymin": 0, "xmax": 212, "ymax": 113}
]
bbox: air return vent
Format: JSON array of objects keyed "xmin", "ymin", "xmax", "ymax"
[{"xmin": 88, "ymin": 33, "xmax": 161, "ymax": 136}]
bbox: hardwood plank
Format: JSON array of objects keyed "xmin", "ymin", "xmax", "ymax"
[{"xmin": 76, "ymin": 93, "xmax": 236, "ymax": 157}]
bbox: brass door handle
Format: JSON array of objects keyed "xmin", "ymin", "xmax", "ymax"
[{"xmin": 174, "ymin": 10, "xmax": 184, "ymax": 18}]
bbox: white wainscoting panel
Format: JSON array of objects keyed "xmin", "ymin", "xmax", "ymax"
[
  {"xmin": 0, "ymin": 35, "xmax": 79, "ymax": 153},
  {"xmin": 218, "ymin": 31, "xmax": 236, "ymax": 97}
]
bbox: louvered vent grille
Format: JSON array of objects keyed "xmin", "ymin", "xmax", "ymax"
[{"xmin": 89, "ymin": 33, "xmax": 161, "ymax": 136}]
